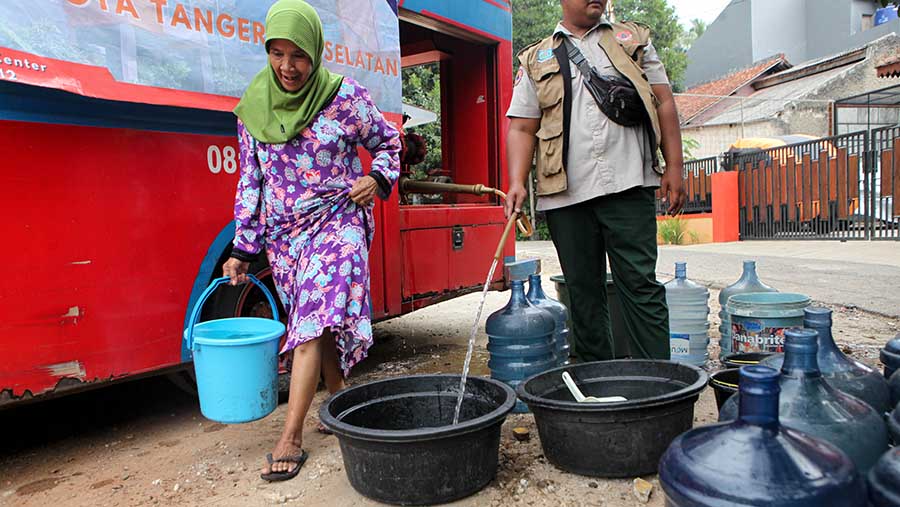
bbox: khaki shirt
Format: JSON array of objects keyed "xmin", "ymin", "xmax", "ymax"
[{"xmin": 507, "ymin": 21, "xmax": 670, "ymax": 211}]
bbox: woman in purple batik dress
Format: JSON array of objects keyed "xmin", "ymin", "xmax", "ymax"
[{"xmin": 222, "ymin": 0, "xmax": 400, "ymax": 482}]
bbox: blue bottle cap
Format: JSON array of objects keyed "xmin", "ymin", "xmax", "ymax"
[
  {"xmin": 739, "ymin": 365, "xmax": 780, "ymax": 394},
  {"xmin": 782, "ymin": 328, "xmax": 821, "ymax": 375},
  {"xmin": 738, "ymin": 365, "xmax": 780, "ymax": 427},
  {"xmin": 784, "ymin": 327, "xmax": 819, "ymax": 352},
  {"xmin": 886, "ymin": 334, "xmax": 900, "ymax": 355},
  {"xmin": 804, "ymin": 306, "xmax": 832, "ymax": 328}
]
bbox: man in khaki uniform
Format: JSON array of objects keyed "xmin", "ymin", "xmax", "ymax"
[{"xmin": 505, "ymin": 0, "xmax": 685, "ymax": 361}]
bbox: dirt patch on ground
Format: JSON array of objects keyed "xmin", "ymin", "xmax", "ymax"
[{"xmin": 2, "ymin": 253, "xmax": 897, "ymax": 507}]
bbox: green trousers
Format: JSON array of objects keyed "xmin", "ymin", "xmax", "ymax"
[{"xmin": 545, "ymin": 187, "xmax": 670, "ymax": 361}]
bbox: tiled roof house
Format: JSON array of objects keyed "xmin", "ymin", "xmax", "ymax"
[
  {"xmin": 877, "ymin": 54, "xmax": 900, "ymax": 78},
  {"xmin": 675, "ymin": 34, "xmax": 900, "ymax": 160},
  {"xmin": 676, "ymin": 56, "xmax": 791, "ymax": 126}
]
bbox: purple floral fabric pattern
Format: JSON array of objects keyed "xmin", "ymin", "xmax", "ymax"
[{"xmin": 233, "ymin": 78, "xmax": 400, "ymax": 375}]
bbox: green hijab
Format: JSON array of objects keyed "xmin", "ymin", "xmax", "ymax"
[{"xmin": 234, "ymin": 0, "xmax": 343, "ymax": 144}]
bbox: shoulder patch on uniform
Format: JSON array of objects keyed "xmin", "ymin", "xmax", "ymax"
[
  {"xmin": 615, "ymin": 21, "xmax": 652, "ymax": 44},
  {"xmin": 537, "ymin": 48, "xmax": 554, "ymax": 62},
  {"xmin": 516, "ymin": 38, "xmax": 543, "ymax": 58},
  {"xmin": 617, "ymin": 20, "xmax": 649, "ymax": 28},
  {"xmin": 616, "ymin": 30, "xmax": 633, "ymax": 42},
  {"xmin": 515, "ymin": 67, "xmax": 525, "ymax": 85}
]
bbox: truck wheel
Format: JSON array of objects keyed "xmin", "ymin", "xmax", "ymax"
[
  {"xmin": 202, "ymin": 255, "xmax": 292, "ymax": 400},
  {"xmin": 166, "ymin": 368, "xmax": 198, "ymax": 397}
]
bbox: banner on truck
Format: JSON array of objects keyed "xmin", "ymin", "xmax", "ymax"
[{"xmin": 0, "ymin": 0, "xmax": 401, "ymax": 113}]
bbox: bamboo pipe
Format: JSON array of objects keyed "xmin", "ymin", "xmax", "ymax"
[
  {"xmin": 399, "ymin": 177, "xmax": 534, "ymax": 238},
  {"xmin": 399, "ymin": 179, "xmax": 495, "ymax": 197},
  {"xmin": 494, "ymin": 211, "xmax": 520, "ymax": 262}
]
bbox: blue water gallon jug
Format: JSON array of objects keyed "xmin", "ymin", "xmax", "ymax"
[
  {"xmin": 881, "ymin": 334, "xmax": 900, "ymax": 378},
  {"xmin": 660, "ymin": 365, "xmax": 867, "ymax": 506},
  {"xmin": 762, "ymin": 307, "xmax": 891, "ymax": 414},
  {"xmin": 889, "ymin": 370, "xmax": 900, "ymax": 409},
  {"xmin": 888, "ymin": 404, "xmax": 900, "ymax": 445},
  {"xmin": 664, "ymin": 262, "xmax": 710, "ymax": 366},
  {"xmin": 526, "ymin": 274, "xmax": 570, "ymax": 366},
  {"xmin": 870, "ymin": 447, "xmax": 900, "ymax": 506},
  {"xmin": 721, "ymin": 328, "xmax": 889, "ymax": 474},
  {"xmin": 486, "ymin": 279, "xmax": 556, "ymax": 413},
  {"xmin": 718, "ymin": 260, "xmax": 777, "ymax": 359}
]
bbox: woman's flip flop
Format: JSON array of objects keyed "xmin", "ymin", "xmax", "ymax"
[{"xmin": 260, "ymin": 450, "xmax": 308, "ymax": 482}]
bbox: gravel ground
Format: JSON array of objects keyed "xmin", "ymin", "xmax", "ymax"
[{"xmin": 2, "ymin": 242, "xmax": 898, "ymax": 507}]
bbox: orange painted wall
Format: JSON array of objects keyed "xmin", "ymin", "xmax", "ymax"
[
  {"xmin": 655, "ymin": 171, "xmax": 739, "ymax": 244},
  {"xmin": 657, "ymin": 213, "xmax": 714, "ymax": 245},
  {"xmin": 712, "ymin": 171, "xmax": 740, "ymax": 243}
]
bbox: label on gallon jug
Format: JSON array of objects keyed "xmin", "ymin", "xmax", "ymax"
[
  {"xmin": 670, "ymin": 334, "xmax": 690, "ymax": 358},
  {"xmin": 731, "ymin": 319, "xmax": 788, "ymax": 353}
]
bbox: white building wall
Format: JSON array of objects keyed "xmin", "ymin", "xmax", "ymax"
[{"xmin": 683, "ymin": 121, "xmax": 788, "ymax": 160}]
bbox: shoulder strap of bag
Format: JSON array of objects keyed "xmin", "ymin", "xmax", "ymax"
[
  {"xmin": 562, "ymin": 37, "xmax": 595, "ymax": 81},
  {"xmin": 561, "ymin": 38, "xmax": 612, "ymax": 112},
  {"xmin": 562, "ymin": 37, "xmax": 660, "ymax": 171},
  {"xmin": 552, "ymin": 42, "xmax": 573, "ymax": 172}
]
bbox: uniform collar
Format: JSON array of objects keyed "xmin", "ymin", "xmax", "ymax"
[{"xmin": 554, "ymin": 18, "xmax": 612, "ymax": 38}]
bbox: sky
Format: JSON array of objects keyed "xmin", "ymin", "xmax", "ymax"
[{"xmin": 668, "ymin": 0, "xmax": 732, "ymax": 27}]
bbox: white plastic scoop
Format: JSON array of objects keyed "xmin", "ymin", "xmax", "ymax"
[{"xmin": 562, "ymin": 372, "xmax": 628, "ymax": 403}]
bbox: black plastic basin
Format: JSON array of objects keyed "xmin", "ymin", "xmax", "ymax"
[
  {"xmin": 517, "ymin": 360, "xmax": 707, "ymax": 478},
  {"xmin": 709, "ymin": 368, "xmax": 740, "ymax": 410},
  {"xmin": 722, "ymin": 352, "xmax": 774, "ymax": 369},
  {"xmin": 319, "ymin": 374, "xmax": 515, "ymax": 506}
]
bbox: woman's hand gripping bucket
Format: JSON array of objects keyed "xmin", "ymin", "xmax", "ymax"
[{"xmin": 184, "ymin": 274, "xmax": 286, "ymax": 424}]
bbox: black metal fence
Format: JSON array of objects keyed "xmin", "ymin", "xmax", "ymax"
[
  {"xmin": 655, "ymin": 156, "xmax": 718, "ymax": 215},
  {"xmin": 729, "ymin": 128, "xmax": 900, "ymax": 241},
  {"xmin": 872, "ymin": 125, "xmax": 900, "ymax": 241}
]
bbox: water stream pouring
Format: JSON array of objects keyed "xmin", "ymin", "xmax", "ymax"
[
  {"xmin": 404, "ymin": 179, "xmax": 534, "ymax": 425},
  {"xmin": 452, "ymin": 258, "xmax": 499, "ymax": 425},
  {"xmin": 452, "ymin": 204, "xmax": 533, "ymax": 424}
]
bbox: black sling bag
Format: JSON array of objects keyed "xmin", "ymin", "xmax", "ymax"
[
  {"xmin": 556, "ymin": 37, "xmax": 661, "ymax": 171},
  {"xmin": 561, "ymin": 37, "xmax": 648, "ymax": 127}
]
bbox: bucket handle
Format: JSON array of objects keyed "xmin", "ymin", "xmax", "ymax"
[{"xmin": 184, "ymin": 274, "xmax": 280, "ymax": 351}]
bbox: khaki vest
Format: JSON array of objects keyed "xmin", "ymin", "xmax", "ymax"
[{"xmin": 518, "ymin": 22, "xmax": 663, "ymax": 196}]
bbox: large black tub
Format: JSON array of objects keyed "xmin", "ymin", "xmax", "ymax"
[
  {"xmin": 320, "ymin": 374, "xmax": 516, "ymax": 505},
  {"xmin": 517, "ymin": 360, "xmax": 707, "ymax": 478}
]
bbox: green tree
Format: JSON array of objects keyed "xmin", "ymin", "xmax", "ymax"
[
  {"xmin": 689, "ymin": 19, "xmax": 707, "ymax": 38},
  {"xmin": 402, "ymin": 63, "xmax": 443, "ymax": 175},
  {"xmin": 682, "ymin": 137, "xmax": 700, "ymax": 161},
  {"xmin": 512, "ymin": 0, "xmax": 562, "ymax": 57},
  {"xmin": 0, "ymin": 20, "xmax": 103, "ymax": 66},
  {"xmin": 508, "ymin": 0, "xmax": 691, "ymax": 238},
  {"xmin": 682, "ymin": 18, "xmax": 706, "ymax": 48},
  {"xmin": 613, "ymin": 0, "xmax": 688, "ymax": 90},
  {"xmin": 139, "ymin": 58, "xmax": 192, "ymax": 90},
  {"xmin": 511, "ymin": 0, "xmax": 690, "ymax": 90}
]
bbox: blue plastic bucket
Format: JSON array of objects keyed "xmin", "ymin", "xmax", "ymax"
[
  {"xmin": 184, "ymin": 275, "xmax": 286, "ymax": 424},
  {"xmin": 726, "ymin": 293, "xmax": 810, "ymax": 355}
]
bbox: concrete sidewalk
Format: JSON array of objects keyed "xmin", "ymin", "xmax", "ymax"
[{"xmin": 516, "ymin": 240, "xmax": 900, "ymax": 318}]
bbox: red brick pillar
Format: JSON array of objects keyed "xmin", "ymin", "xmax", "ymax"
[{"xmin": 712, "ymin": 171, "xmax": 740, "ymax": 243}]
